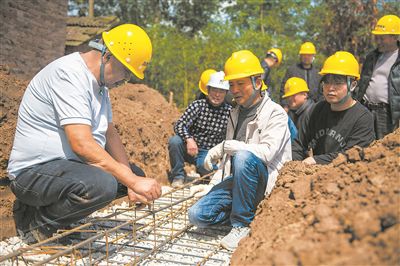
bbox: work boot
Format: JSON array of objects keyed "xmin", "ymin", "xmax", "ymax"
[
  {"xmin": 220, "ymin": 226, "xmax": 250, "ymax": 251},
  {"xmin": 171, "ymin": 178, "xmax": 184, "ymax": 188},
  {"xmin": 13, "ymin": 199, "xmax": 37, "ymax": 244},
  {"xmin": 29, "ymin": 221, "xmax": 72, "ymax": 245}
]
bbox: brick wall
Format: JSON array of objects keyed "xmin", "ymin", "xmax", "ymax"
[{"xmin": 0, "ymin": 0, "xmax": 67, "ymax": 78}]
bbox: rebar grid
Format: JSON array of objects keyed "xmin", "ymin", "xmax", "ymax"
[{"xmin": 0, "ymin": 176, "xmax": 232, "ymax": 265}]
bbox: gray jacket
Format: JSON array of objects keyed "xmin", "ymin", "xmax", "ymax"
[
  {"xmin": 355, "ymin": 43, "xmax": 400, "ymax": 127},
  {"xmin": 211, "ymin": 95, "xmax": 292, "ymax": 195}
]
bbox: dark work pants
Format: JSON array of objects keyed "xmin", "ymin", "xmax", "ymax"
[
  {"xmin": 10, "ymin": 159, "xmax": 144, "ymax": 231},
  {"xmin": 369, "ymin": 107, "xmax": 395, "ymax": 139}
]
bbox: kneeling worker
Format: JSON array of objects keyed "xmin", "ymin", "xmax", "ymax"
[
  {"xmin": 188, "ymin": 50, "xmax": 292, "ymax": 251},
  {"xmin": 169, "ymin": 71, "xmax": 232, "ymax": 187}
]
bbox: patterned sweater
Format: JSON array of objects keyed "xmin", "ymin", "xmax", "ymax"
[{"xmin": 174, "ymin": 99, "xmax": 232, "ymax": 149}]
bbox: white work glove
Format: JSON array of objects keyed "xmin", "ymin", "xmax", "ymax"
[
  {"xmin": 223, "ymin": 140, "xmax": 245, "ymax": 154},
  {"xmin": 203, "ymin": 142, "xmax": 224, "ymax": 171},
  {"xmin": 190, "ymin": 184, "xmax": 214, "ymax": 198}
]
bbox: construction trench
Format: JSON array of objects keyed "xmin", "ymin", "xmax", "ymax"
[{"xmin": 0, "ymin": 175, "xmax": 232, "ymax": 266}]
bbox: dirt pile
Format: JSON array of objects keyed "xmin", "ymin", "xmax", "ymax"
[
  {"xmin": 0, "ymin": 70, "xmax": 180, "ymax": 240},
  {"xmin": 110, "ymin": 83, "xmax": 180, "ymax": 183},
  {"xmin": 232, "ymin": 129, "xmax": 400, "ymax": 266}
]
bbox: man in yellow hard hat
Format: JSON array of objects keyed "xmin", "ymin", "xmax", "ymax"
[
  {"xmin": 168, "ymin": 71, "xmax": 231, "ymax": 188},
  {"xmin": 355, "ymin": 14, "xmax": 400, "ymax": 139},
  {"xmin": 7, "ymin": 24, "xmax": 161, "ymax": 244},
  {"xmin": 188, "ymin": 50, "xmax": 291, "ymax": 251},
  {"xmin": 261, "ymin": 48, "xmax": 282, "ymax": 90},
  {"xmin": 280, "ymin": 42, "xmax": 322, "ymax": 109},
  {"xmin": 292, "ymin": 51, "xmax": 375, "ymax": 165},
  {"xmin": 282, "ymin": 77, "xmax": 316, "ymax": 131}
]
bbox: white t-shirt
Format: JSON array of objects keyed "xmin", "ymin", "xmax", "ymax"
[{"xmin": 7, "ymin": 52, "xmax": 112, "ymax": 179}]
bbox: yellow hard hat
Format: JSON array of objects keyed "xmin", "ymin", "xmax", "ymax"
[
  {"xmin": 319, "ymin": 51, "xmax": 360, "ymax": 79},
  {"xmin": 224, "ymin": 50, "xmax": 264, "ymax": 81},
  {"xmin": 299, "ymin": 42, "xmax": 316, "ymax": 55},
  {"xmin": 372, "ymin": 15, "xmax": 400, "ymax": 35},
  {"xmin": 198, "ymin": 69, "xmax": 217, "ymax": 95},
  {"xmin": 282, "ymin": 77, "xmax": 309, "ymax": 98},
  {"xmin": 267, "ymin": 48, "xmax": 283, "ymax": 65},
  {"xmin": 102, "ymin": 24, "xmax": 152, "ymax": 80}
]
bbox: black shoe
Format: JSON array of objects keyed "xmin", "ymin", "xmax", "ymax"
[
  {"xmin": 29, "ymin": 221, "xmax": 72, "ymax": 245},
  {"xmin": 13, "ymin": 200, "xmax": 37, "ymax": 243}
]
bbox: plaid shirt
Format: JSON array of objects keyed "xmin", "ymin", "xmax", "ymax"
[{"xmin": 174, "ymin": 99, "xmax": 231, "ymax": 149}]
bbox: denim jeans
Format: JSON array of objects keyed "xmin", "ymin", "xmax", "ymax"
[
  {"xmin": 369, "ymin": 107, "xmax": 395, "ymax": 139},
  {"xmin": 10, "ymin": 159, "xmax": 144, "ymax": 230},
  {"xmin": 188, "ymin": 150, "xmax": 269, "ymax": 228},
  {"xmin": 168, "ymin": 135, "xmax": 214, "ymax": 181}
]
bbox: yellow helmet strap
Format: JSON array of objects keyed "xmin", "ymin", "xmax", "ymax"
[
  {"xmin": 337, "ymin": 77, "xmax": 353, "ymax": 105},
  {"xmin": 89, "ymin": 40, "xmax": 108, "ymax": 93},
  {"xmin": 240, "ymin": 76, "xmax": 260, "ymax": 108}
]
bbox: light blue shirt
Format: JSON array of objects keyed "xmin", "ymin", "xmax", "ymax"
[{"xmin": 7, "ymin": 52, "xmax": 112, "ymax": 179}]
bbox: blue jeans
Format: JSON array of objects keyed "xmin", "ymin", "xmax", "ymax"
[
  {"xmin": 10, "ymin": 159, "xmax": 144, "ymax": 231},
  {"xmin": 188, "ymin": 150, "xmax": 269, "ymax": 228},
  {"xmin": 168, "ymin": 135, "xmax": 214, "ymax": 181}
]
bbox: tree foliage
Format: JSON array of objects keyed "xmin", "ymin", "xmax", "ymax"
[{"xmin": 68, "ymin": 0, "xmax": 400, "ymax": 107}]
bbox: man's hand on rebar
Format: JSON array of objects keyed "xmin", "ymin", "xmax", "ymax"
[
  {"xmin": 204, "ymin": 142, "xmax": 224, "ymax": 171},
  {"xmin": 190, "ymin": 184, "xmax": 214, "ymax": 198},
  {"xmin": 129, "ymin": 176, "xmax": 162, "ymax": 203}
]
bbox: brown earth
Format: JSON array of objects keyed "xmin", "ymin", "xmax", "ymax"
[
  {"xmin": 232, "ymin": 129, "xmax": 400, "ymax": 266},
  {"xmin": 0, "ymin": 69, "xmax": 180, "ymax": 240},
  {"xmin": 1, "ymin": 69, "xmax": 399, "ymax": 265}
]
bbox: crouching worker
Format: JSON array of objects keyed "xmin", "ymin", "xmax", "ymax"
[
  {"xmin": 7, "ymin": 24, "xmax": 162, "ymax": 244},
  {"xmin": 169, "ymin": 71, "xmax": 232, "ymax": 187},
  {"xmin": 292, "ymin": 51, "xmax": 375, "ymax": 164},
  {"xmin": 188, "ymin": 50, "xmax": 292, "ymax": 251}
]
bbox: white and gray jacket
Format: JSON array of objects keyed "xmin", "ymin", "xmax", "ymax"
[{"xmin": 212, "ymin": 95, "xmax": 292, "ymax": 195}]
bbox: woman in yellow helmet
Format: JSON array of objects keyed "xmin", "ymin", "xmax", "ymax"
[
  {"xmin": 169, "ymin": 71, "xmax": 232, "ymax": 188},
  {"xmin": 292, "ymin": 51, "xmax": 375, "ymax": 165}
]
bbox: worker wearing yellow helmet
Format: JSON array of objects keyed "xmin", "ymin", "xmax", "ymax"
[
  {"xmin": 280, "ymin": 41, "xmax": 322, "ymax": 110},
  {"xmin": 188, "ymin": 50, "xmax": 291, "ymax": 251},
  {"xmin": 198, "ymin": 69, "xmax": 216, "ymax": 97},
  {"xmin": 169, "ymin": 71, "xmax": 232, "ymax": 188},
  {"xmin": 282, "ymin": 77, "xmax": 316, "ymax": 131},
  {"xmin": 355, "ymin": 14, "xmax": 400, "ymax": 139},
  {"xmin": 261, "ymin": 48, "xmax": 282, "ymax": 94},
  {"xmin": 292, "ymin": 51, "xmax": 375, "ymax": 166},
  {"xmin": 8, "ymin": 24, "xmax": 161, "ymax": 244}
]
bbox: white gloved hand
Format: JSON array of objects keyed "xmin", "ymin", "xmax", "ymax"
[
  {"xmin": 204, "ymin": 142, "xmax": 224, "ymax": 171},
  {"xmin": 190, "ymin": 184, "xmax": 214, "ymax": 198},
  {"xmin": 223, "ymin": 140, "xmax": 245, "ymax": 154}
]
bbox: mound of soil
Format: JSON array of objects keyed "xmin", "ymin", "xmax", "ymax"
[
  {"xmin": 110, "ymin": 83, "xmax": 180, "ymax": 183},
  {"xmin": 0, "ymin": 70, "xmax": 180, "ymax": 240},
  {"xmin": 232, "ymin": 129, "xmax": 400, "ymax": 266}
]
